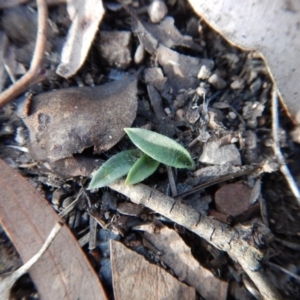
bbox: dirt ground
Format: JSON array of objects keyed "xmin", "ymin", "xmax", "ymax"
[{"xmin": 0, "ymin": 0, "xmax": 300, "ymax": 299}]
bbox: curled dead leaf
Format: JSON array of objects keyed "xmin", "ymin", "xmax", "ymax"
[{"xmin": 18, "ymin": 75, "xmax": 138, "ymax": 162}]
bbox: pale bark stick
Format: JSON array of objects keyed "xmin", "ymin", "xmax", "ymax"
[{"xmin": 109, "ymin": 179, "xmax": 282, "ymax": 300}]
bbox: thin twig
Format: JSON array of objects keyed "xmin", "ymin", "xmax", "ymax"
[
  {"xmin": 267, "ymin": 262, "xmax": 300, "ymax": 282},
  {"xmin": 0, "ymin": 0, "xmax": 48, "ymax": 109},
  {"xmin": 58, "ymin": 189, "xmax": 83, "ymax": 218},
  {"xmin": 271, "ymin": 88, "xmax": 300, "ymax": 206}
]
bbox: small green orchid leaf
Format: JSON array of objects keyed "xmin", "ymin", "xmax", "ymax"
[
  {"xmin": 125, "ymin": 153, "xmax": 160, "ymax": 185},
  {"xmin": 88, "ymin": 149, "xmax": 141, "ymax": 189},
  {"xmin": 124, "ymin": 128, "xmax": 195, "ymax": 169}
]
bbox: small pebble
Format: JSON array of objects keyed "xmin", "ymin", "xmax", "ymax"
[
  {"xmin": 148, "ymin": 0, "xmax": 168, "ymax": 23},
  {"xmin": 175, "ymin": 109, "xmax": 185, "ymax": 121},
  {"xmin": 199, "ymin": 141, "xmax": 241, "ymax": 165},
  {"xmin": 250, "ymin": 77, "xmax": 262, "ymax": 93},
  {"xmin": 197, "ymin": 65, "xmax": 211, "ymax": 80},
  {"xmin": 208, "ymin": 73, "xmax": 226, "ymax": 89},
  {"xmin": 164, "ymin": 107, "xmax": 171, "ymax": 116},
  {"xmin": 230, "ymin": 78, "xmax": 245, "ymax": 90},
  {"xmin": 247, "ymin": 70, "xmax": 258, "ymax": 84},
  {"xmin": 228, "ymin": 111, "xmax": 237, "ymax": 119},
  {"xmin": 196, "ymin": 87, "xmax": 207, "ymax": 97},
  {"xmin": 134, "ymin": 44, "xmax": 145, "ymax": 64}
]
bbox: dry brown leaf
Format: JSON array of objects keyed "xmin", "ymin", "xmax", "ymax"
[
  {"xmin": 110, "ymin": 240, "xmax": 195, "ymax": 300},
  {"xmin": 144, "ymin": 226, "xmax": 228, "ymax": 300},
  {"xmin": 18, "ymin": 75, "xmax": 138, "ymax": 162},
  {"xmin": 56, "ymin": 0, "xmax": 105, "ymax": 78},
  {"xmin": 188, "ymin": 0, "xmax": 300, "ymax": 125},
  {"xmin": 0, "ymin": 159, "xmax": 107, "ymax": 300}
]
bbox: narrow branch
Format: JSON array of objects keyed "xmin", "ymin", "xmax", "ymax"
[
  {"xmin": 0, "ymin": 0, "xmax": 48, "ymax": 108},
  {"xmin": 271, "ymin": 87, "xmax": 300, "ymax": 206},
  {"xmin": 109, "ymin": 179, "xmax": 282, "ymax": 300}
]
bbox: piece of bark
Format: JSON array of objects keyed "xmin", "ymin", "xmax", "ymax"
[
  {"xmin": 144, "ymin": 226, "xmax": 228, "ymax": 300},
  {"xmin": 17, "ymin": 75, "xmax": 138, "ymax": 162},
  {"xmin": 109, "ymin": 179, "xmax": 282, "ymax": 300},
  {"xmin": 110, "ymin": 240, "xmax": 195, "ymax": 300},
  {"xmin": 0, "ymin": 159, "xmax": 107, "ymax": 300},
  {"xmin": 56, "ymin": 0, "xmax": 105, "ymax": 78}
]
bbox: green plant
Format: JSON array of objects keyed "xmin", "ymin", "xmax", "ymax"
[{"xmin": 88, "ymin": 128, "xmax": 195, "ymax": 189}]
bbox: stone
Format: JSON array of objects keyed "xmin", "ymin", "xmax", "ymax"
[
  {"xmin": 208, "ymin": 73, "xmax": 226, "ymax": 89},
  {"xmin": 197, "ymin": 65, "xmax": 212, "ymax": 80},
  {"xmin": 199, "ymin": 141, "xmax": 241, "ymax": 165}
]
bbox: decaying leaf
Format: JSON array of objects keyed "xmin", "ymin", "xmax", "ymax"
[
  {"xmin": 18, "ymin": 75, "xmax": 138, "ymax": 162},
  {"xmin": 144, "ymin": 226, "xmax": 228, "ymax": 300},
  {"xmin": 110, "ymin": 240, "xmax": 195, "ymax": 300},
  {"xmin": 56, "ymin": 0, "xmax": 105, "ymax": 78},
  {"xmin": 188, "ymin": 0, "xmax": 300, "ymax": 125},
  {"xmin": 125, "ymin": 128, "xmax": 195, "ymax": 169}
]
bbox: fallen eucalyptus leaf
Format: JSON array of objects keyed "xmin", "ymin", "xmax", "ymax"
[
  {"xmin": 124, "ymin": 128, "xmax": 195, "ymax": 169},
  {"xmin": 125, "ymin": 153, "xmax": 160, "ymax": 185},
  {"xmin": 18, "ymin": 75, "xmax": 138, "ymax": 162},
  {"xmin": 88, "ymin": 149, "xmax": 141, "ymax": 189},
  {"xmin": 188, "ymin": 0, "xmax": 300, "ymax": 125}
]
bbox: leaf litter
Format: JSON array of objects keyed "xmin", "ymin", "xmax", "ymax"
[{"xmin": 0, "ymin": 0, "xmax": 300, "ymax": 299}]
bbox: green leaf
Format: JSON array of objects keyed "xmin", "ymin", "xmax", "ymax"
[
  {"xmin": 124, "ymin": 128, "xmax": 195, "ymax": 169},
  {"xmin": 125, "ymin": 153, "xmax": 160, "ymax": 185},
  {"xmin": 88, "ymin": 149, "xmax": 141, "ymax": 189}
]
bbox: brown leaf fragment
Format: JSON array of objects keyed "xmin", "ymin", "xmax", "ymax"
[
  {"xmin": 157, "ymin": 45, "xmax": 214, "ymax": 94},
  {"xmin": 0, "ymin": 159, "xmax": 107, "ymax": 300},
  {"xmin": 215, "ymin": 182, "xmax": 252, "ymax": 217},
  {"xmin": 18, "ymin": 75, "xmax": 138, "ymax": 162},
  {"xmin": 110, "ymin": 240, "xmax": 195, "ymax": 300},
  {"xmin": 144, "ymin": 226, "xmax": 228, "ymax": 300}
]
